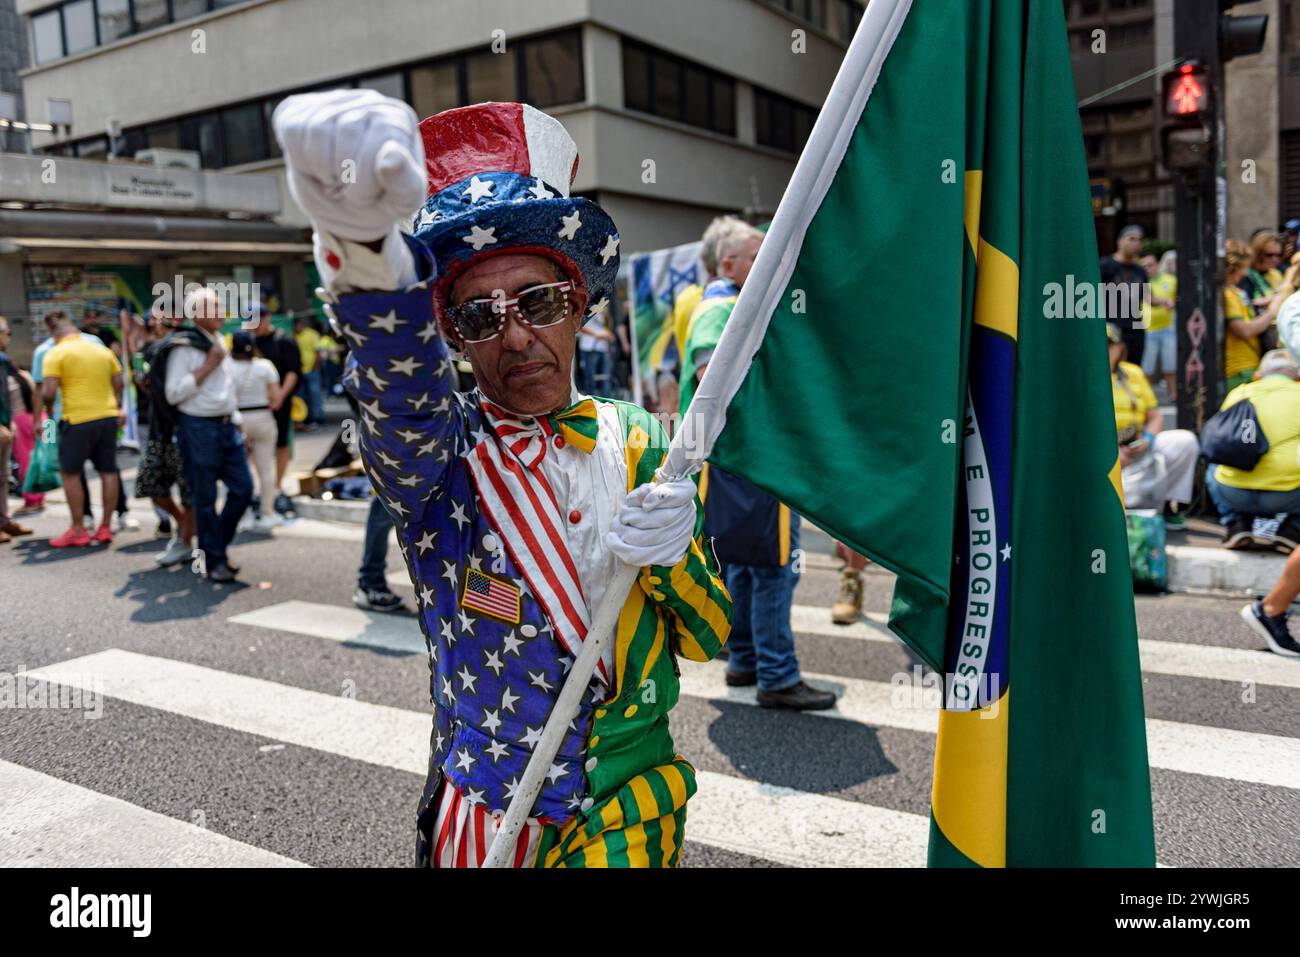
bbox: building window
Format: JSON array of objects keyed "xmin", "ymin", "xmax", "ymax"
[
  {"xmin": 263, "ymin": 99, "xmax": 285, "ymax": 158},
  {"xmin": 31, "ymin": 1, "xmax": 256, "ymax": 65},
  {"xmin": 173, "ymin": 0, "xmax": 210, "ymax": 17},
  {"xmin": 118, "ymin": 127, "xmax": 147, "ymax": 157},
  {"xmin": 146, "ymin": 122, "xmax": 180, "ymax": 150},
  {"xmin": 758, "ymin": 0, "xmax": 827, "ymax": 30},
  {"xmin": 410, "ymin": 61, "xmax": 460, "ymax": 118},
  {"xmin": 133, "ymin": 0, "xmax": 169, "ymax": 32},
  {"xmin": 650, "ymin": 53, "xmax": 683, "ymax": 123},
  {"xmin": 48, "ymin": 27, "xmax": 585, "ymax": 168},
  {"xmin": 831, "ymin": 0, "xmax": 863, "ymax": 41},
  {"xmin": 466, "ymin": 48, "xmax": 519, "ymax": 103},
  {"xmin": 63, "ymin": 0, "xmax": 97, "ymax": 55},
  {"xmin": 621, "ymin": 39, "xmax": 737, "ymax": 136},
  {"xmin": 96, "ymin": 0, "xmax": 132, "ymax": 45},
  {"xmin": 754, "ymin": 87, "xmax": 817, "ymax": 152},
  {"xmin": 522, "ymin": 31, "xmax": 584, "ymax": 108},
  {"xmin": 1283, "ymin": 130, "xmax": 1300, "ymax": 222},
  {"xmin": 33, "ymin": 9, "xmax": 64, "ymax": 65},
  {"xmin": 180, "ymin": 113, "xmax": 222, "ymax": 169},
  {"xmin": 356, "ymin": 71, "xmax": 405, "ymax": 100},
  {"xmin": 220, "ymin": 102, "xmax": 266, "ymax": 166},
  {"xmin": 622, "ymin": 43, "xmax": 651, "ymax": 114}
]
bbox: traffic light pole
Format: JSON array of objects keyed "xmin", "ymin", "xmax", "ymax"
[{"xmin": 1173, "ymin": 0, "xmax": 1223, "ymax": 434}]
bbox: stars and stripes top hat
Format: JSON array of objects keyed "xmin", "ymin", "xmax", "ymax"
[{"xmin": 411, "ymin": 102, "xmax": 619, "ymax": 333}]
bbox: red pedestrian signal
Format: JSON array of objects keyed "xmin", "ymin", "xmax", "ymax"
[{"xmin": 1162, "ymin": 63, "xmax": 1209, "ymax": 118}]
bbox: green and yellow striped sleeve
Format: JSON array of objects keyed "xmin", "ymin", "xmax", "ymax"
[{"xmin": 611, "ymin": 400, "xmax": 732, "ymax": 663}]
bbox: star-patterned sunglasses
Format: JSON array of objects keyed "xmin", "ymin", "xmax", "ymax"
[{"xmin": 445, "ymin": 280, "xmax": 575, "ymax": 343}]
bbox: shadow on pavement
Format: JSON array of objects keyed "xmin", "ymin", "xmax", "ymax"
[
  {"xmin": 114, "ymin": 565, "xmax": 249, "ymax": 624},
  {"xmin": 706, "ymin": 699, "xmax": 896, "ymax": 793},
  {"xmin": 13, "ymin": 537, "xmax": 115, "ymax": 565}
]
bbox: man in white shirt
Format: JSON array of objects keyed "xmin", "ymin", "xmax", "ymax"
[{"xmin": 164, "ymin": 288, "xmax": 253, "ymax": 582}]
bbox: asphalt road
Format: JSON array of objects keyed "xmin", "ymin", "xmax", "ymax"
[{"xmin": 2, "ymin": 426, "xmax": 1298, "ymax": 868}]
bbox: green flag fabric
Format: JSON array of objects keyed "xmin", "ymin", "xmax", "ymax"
[{"xmin": 664, "ymin": 0, "xmax": 1155, "ymax": 866}]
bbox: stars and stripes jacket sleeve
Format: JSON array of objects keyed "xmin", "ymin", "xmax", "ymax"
[
  {"xmin": 619, "ymin": 403, "xmax": 731, "ymax": 662},
  {"xmin": 326, "ymin": 234, "xmax": 465, "ymax": 529}
]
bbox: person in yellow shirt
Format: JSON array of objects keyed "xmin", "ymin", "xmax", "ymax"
[
  {"xmin": 1108, "ymin": 323, "xmax": 1198, "ymax": 524},
  {"xmin": 1224, "ymin": 239, "xmax": 1292, "ymax": 390},
  {"xmin": 1140, "ymin": 250, "xmax": 1177, "ymax": 400},
  {"xmin": 39, "ymin": 314, "xmax": 124, "ymax": 548},
  {"xmin": 1206, "ymin": 349, "xmax": 1300, "ymax": 551},
  {"xmin": 1244, "ymin": 230, "xmax": 1285, "ymax": 305},
  {"xmin": 318, "ymin": 331, "xmax": 341, "ymax": 397},
  {"xmin": 293, "ymin": 313, "xmax": 325, "ymax": 429}
]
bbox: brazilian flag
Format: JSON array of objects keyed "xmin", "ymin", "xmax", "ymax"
[{"xmin": 664, "ymin": 0, "xmax": 1155, "ymax": 865}]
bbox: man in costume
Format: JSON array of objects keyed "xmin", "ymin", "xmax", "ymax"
[{"xmin": 274, "ymin": 90, "xmax": 731, "ymax": 868}]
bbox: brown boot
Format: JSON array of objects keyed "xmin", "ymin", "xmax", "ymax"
[
  {"xmin": 830, "ymin": 568, "xmax": 863, "ymax": 624},
  {"xmin": 1, "ymin": 520, "xmax": 33, "ymax": 537}
]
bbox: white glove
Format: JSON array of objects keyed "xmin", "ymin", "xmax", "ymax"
[
  {"xmin": 606, "ymin": 478, "xmax": 699, "ymax": 568},
  {"xmin": 272, "ymin": 89, "xmax": 427, "ymax": 243}
]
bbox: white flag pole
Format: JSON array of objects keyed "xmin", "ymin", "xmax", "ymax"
[
  {"xmin": 626, "ymin": 270, "xmax": 643, "ymax": 408},
  {"xmin": 484, "ymin": 0, "xmax": 911, "ymax": 867}
]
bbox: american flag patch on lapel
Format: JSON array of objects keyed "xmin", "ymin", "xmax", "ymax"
[{"xmin": 460, "ymin": 568, "xmax": 522, "ymax": 623}]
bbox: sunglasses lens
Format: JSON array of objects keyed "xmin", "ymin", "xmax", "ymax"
[
  {"xmin": 450, "ymin": 302, "xmax": 500, "ymax": 342},
  {"xmin": 517, "ymin": 287, "xmax": 568, "ymax": 328}
]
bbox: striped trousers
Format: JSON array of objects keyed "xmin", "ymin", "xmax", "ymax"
[{"xmin": 429, "ymin": 755, "xmax": 697, "ymax": 868}]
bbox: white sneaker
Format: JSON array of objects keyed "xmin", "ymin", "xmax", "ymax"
[
  {"xmin": 155, "ymin": 537, "xmax": 192, "ymax": 567},
  {"xmin": 114, "ymin": 513, "xmax": 141, "ymax": 532},
  {"xmin": 237, "ymin": 513, "xmax": 257, "ymax": 533}
]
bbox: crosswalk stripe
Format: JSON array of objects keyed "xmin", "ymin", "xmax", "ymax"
[
  {"xmin": 791, "ymin": 605, "xmax": 1300, "ymax": 691},
  {"xmin": 0, "ymin": 759, "xmax": 306, "ymax": 868},
  {"xmin": 222, "ymin": 600, "xmax": 1300, "ymax": 790},
  {"xmin": 676, "ymin": 660, "xmax": 1300, "ymax": 791},
  {"xmin": 307, "ymin": 594, "xmax": 1300, "ymax": 694},
  {"xmin": 17, "ymin": 651, "xmax": 928, "ymax": 867},
  {"xmin": 268, "ymin": 519, "xmax": 364, "ymax": 543},
  {"xmin": 229, "ymin": 601, "xmax": 425, "ymax": 655},
  {"xmin": 21, "ymin": 651, "xmax": 430, "ymax": 775},
  {"xmin": 691, "ymin": 770, "xmax": 927, "ymax": 868}
]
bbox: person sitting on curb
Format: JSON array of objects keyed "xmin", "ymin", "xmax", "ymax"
[
  {"xmin": 1206, "ymin": 349, "xmax": 1300, "ymax": 552},
  {"xmin": 1107, "ymin": 323, "xmax": 1198, "ymax": 526}
]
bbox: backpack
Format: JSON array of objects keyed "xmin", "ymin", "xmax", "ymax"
[
  {"xmin": 145, "ymin": 329, "xmax": 212, "ymax": 441},
  {"xmin": 1200, "ymin": 397, "xmax": 1269, "ymax": 471}
]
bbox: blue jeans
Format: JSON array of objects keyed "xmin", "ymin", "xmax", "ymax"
[
  {"xmin": 301, "ymin": 369, "xmax": 325, "ymax": 424},
  {"xmin": 579, "ymin": 349, "xmax": 610, "ymax": 396},
  {"xmin": 358, "ymin": 496, "xmax": 394, "ymax": 591},
  {"xmin": 723, "ymin": 516, "xmax": 802, "ymax": 691},
  {"xmin": 1205, "ymin": 464, "xmax": 1300, "ymax": 525},
  {"xmin": 176, "ymin": 414, "xmax": 253, "ymax": 570}
]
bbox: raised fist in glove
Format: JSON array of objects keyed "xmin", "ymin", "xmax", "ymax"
[
  {"xmin": 606, "ymin": 478, "xmax": 700, "ymax": 569},
  {"xmin": 272, "ymin": 89, "xmax": 426, "ymax": 243}
]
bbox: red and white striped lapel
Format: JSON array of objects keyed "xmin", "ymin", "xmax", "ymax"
[{"xmin": 467, "ymin": 397, "xmax": 609, "ymax": 686}]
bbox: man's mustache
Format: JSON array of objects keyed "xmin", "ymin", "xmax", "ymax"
[{"xmin": 499, "ymin": 350, "xmax": 555, "ymax": 373}]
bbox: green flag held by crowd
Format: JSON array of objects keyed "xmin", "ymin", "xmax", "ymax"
[{"xmin": 663, "ymin": 0, "xmax": 1156, "ymax": 866}]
